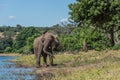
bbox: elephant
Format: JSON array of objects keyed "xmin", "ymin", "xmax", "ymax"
[{"xmin": 33, "ymin": 32, "xmax": 60, "ymax": 68}]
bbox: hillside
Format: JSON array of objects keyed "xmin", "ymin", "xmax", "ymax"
[{"xmin": 0, "ymin": 32, "xmax": 4, "ymax": 38}]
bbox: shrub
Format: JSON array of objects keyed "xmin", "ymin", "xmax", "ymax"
[
  {"xmin": 112, "ymin": 44, "xmax": 120, "ymax": 50},
  {"xmin": 4, "ymin": 47, "xmax": 12, "ymax": 53}
]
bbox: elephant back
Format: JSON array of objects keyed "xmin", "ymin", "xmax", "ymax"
[
  {"xmin": 34, "ymin": 36, "xmax": 43, "ymax": 47},
  {"xmin": 44, "ymin": 32, "xmax": 55, "ymax": 40}
]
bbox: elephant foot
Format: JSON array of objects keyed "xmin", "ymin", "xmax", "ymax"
[
  {"xmin": 43, "ymin": 64, "xmax": 48, "ymax": 67},
  {"xmin": 36, "ymin": 65, "xmax": 41, "ymax": 68},
  {"xmin": 49, "ymin": 64, "xmax": 54, "ymax": 67},
  {"xmin": 52, "ymin": 55, "xmax": 55, "ymax": 58},
  {"xmin": 49, "ymin": 63, "xmax": 57, "ymax": 67}
]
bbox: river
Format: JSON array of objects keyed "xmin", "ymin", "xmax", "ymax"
[{"xmin": 0, "ymin": 56, "xmax": 36, "ymax": 80}]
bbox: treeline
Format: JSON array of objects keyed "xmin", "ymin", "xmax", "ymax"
[
  {"xmin": 0, "ymin": 23, "xmax": 120, "ymax": 54},
  {"xmin": 0, "ymin": 24, "xmax": 75, "ymax": 53}
]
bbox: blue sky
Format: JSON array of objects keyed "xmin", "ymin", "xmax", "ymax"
[{"xmin": 0, "ymin": 0, "xmax": 75, "ymax": 27}]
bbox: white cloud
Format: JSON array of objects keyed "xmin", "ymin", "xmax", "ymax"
[
  {"xmin": 8, "ymin": 16, "xmax": 16, "ymax": 19},
  {"xmin": 60, "ymin": 18, "xmax": 68, "ymax": 22}
]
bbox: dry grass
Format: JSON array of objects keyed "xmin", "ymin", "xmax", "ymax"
[
  {"xmin": 52, "ymin": 50, "xmax": 120, "ymax": 80},
  {"xmin": 15, "ymin": 50, "xmax": 120, "ymax": 80}
]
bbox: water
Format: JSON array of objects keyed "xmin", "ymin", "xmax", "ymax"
[{"xmin": 0, "ymin": 56, "xmax": 35, "ymax": 80}]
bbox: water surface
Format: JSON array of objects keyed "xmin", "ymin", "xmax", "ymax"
[{"xmin": 0, "ymin": 56, "xmax": 35, "ymax": 80}]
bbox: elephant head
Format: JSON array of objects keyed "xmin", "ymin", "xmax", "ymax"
[
  {"xmin": 51, "ymin": 35, "xmax": 60, "ymax": 51},
  {"xmin": 42, "ymin": 33, "xmax": 60, "ymax": 57}
]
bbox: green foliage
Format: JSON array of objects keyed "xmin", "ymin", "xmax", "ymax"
[
  {"xmin": 23, "ymin": 34, "xmax": 41, "ymax": 54},
  {"xmin": 59, "ymin": 34, "xmax": 78, "ymax": 51},
  {"xmin": 77, "ymin": 27, "xmax": 110, "ymax": 50},
  {"xmin": 15, "ymin": 48, "xmax": 24, "ymax": 53},
  {"xmin": 69, "ymin": 0, "xmax": 120, "ymax": 24},
  {"xmin": 0, "ymin": 37, "xmax": 13, "ymax": 52},
  {"xmin": 60, "ymin": 27, "xmax": 110, "ymax": 51},
  {"xmin": 0, "ymin": 24, "xmax": 119, "ymax": 54},
  {"xmin": 5, "ymin": 47, "xmax": 12, "ymax": 53},
  {"xmin": 112, "ymin": 44, "xmax": 120, "ymax": 50},
  {"xmin": 15, "ymin": 24, "xmax": 23, "ymax": 32},
  {"xmin": 3, "ymin": 31, "xmax": 16, "ymax": 37},
  {"xmin": 13, "ymin": 27, "xmax": 40, "ymax": 53},
  {"xmin": 69, "ymin": 0, "xmax": 120, "ymax": 46},
  {"xmin": 118, "ymin": 30, "xmax": 120, "ymax": 38}
]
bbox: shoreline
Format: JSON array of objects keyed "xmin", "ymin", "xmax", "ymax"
[{"xmin": 0, "ymin": 53, "xmax": 20, "ymax": 56}]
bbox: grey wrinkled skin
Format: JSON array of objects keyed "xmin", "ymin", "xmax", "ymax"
[{"xmin": 33, "ymin": 32, "xmax": 59, "ymax": 68}]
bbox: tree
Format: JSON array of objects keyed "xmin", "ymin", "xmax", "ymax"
[
  {"xmin": 5, "ymin": 47, "xmax": 12, "ymax": 53},
  {"xmin": 23, "ymin": 34, "xmax": 41, "ymax": 54},
  {"xmin": 50, "ymin": 24, "xmax": 64, "ymax": 35},
  {"xmin": 0, "ymin": 37, "xmax": 13, "ymax": 52},
  {"xmin": 59, "ymin": 27, "xmax": 109, "ymax": 51},
  {"xmin": 13, "ymin": 27, "xmax": 40, "ymax": 52},
  {"xmin": 3, "ymin": 31, "xmax": 16, "ymax": 38},
  {"xmin": 15, "ymin": 24, "xmax": 23, "ymax": 32},
  {"xmin": 69, "ymin": 0, "xmax": 120, "ymax": 46}
]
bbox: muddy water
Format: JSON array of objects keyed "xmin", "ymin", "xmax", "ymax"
[{"xmin": 0, "ymin": 56, "xmax": 35, "ymax": 80}]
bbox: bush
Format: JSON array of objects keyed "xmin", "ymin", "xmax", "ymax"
[
  {"xmin": 59, "ymin": 27, "xmax": 110, "ymax": 51},
  {"xmin": 112, "ymin": 44, "xmax": 120, "ymax": 50},
  {"xmin": 16, "ymin": 48, "xmax": 24, "ymax": 53},
  {"xmin": 22, "ymin": 50, "xmax": 32, "ymax": 55},
  {"xmin": 4, "ymin": 47, "xmax": 12, "ymax": 53}
]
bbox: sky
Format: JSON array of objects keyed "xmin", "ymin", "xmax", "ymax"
[{"xmin": 0, "ymin": 0, "xmax": 75, "ymax": 27}]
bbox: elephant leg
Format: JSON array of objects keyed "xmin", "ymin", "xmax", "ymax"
[
  {"xmin": 34, "ymin": 47, "xmax": 39, "ymax": 67},
  {"xmin": 34, "ymin": 46, "xmax": 42, "ymax": 68},
  {"xmin": 49, "ymin": 55, "xmax": 53, "ymax": 66},
  {"xmin": 36, "ymin": 53, "xmax": 41, "ymax": 68},
  {"xmin": 42, "ymin": 53, "xmax": 48, "ymax": 67},
  {"xmin": 48, "ymin": 47, "xmax": 54, "ymax": 66}
]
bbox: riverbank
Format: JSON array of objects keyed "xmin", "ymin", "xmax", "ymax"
[
  {"xmin": 14, "ymin": 50, "xmax": 120, "ymax": 80},
  {"xmin": 0, "ymin": 53, "xmax": 20, "ymax": 56}
]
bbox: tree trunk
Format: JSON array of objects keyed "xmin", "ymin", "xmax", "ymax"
[
  {"xmin": 82, "ymin": 40, "xmax": 88, "ymax": 52},
  {"xmin": 108, "ymin": 27, "xmax": 115, "ymax": 47},
  {"xmin": 114, "ymin": 32, "xmax": 120, "ymax": 44}
]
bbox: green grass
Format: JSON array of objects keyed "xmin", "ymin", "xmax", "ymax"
[
  {"xmin": 16, "ymin": 50, "xmax": 120, "ymax": 80},
  {"xmin": 15, "ymin": 55, "xmax": 35, "ymax": 67}
]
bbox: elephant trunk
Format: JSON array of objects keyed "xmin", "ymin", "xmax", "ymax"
[{"xmin": 43, "ymin": 47, "xmax": 55, "ymax": 58}]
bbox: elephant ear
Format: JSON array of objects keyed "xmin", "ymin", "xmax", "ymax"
[
  {"xmin": 53, "ymin": 34, "xmax": 59, "ymax": 43},
  {"xmin": 54, "ymin": 34, "xmax": 58, "ymax": 39}
]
